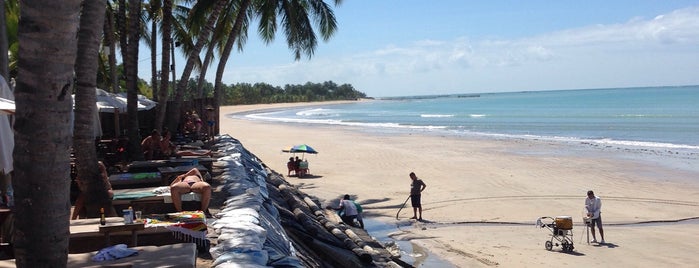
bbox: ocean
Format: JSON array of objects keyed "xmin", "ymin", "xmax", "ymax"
[{"xmin": 230, "ymin": 86, "xmax": 699, "ymax": 156}]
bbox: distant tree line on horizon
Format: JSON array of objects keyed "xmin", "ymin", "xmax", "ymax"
[
  {"xmin": 222, "ymin": 80, "xmax": 367, "ymax": 104},
  {"xmin": 140, "ymin": 78, "xmax": 368, "ymax": 105}
]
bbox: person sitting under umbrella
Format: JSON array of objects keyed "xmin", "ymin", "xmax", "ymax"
[{"xmin": 287, "ymin": 157, "xmax": 297, "ymax": 176}]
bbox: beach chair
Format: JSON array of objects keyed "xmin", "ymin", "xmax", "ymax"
[{"xmin": 287, "ymin": 162, "xmax": 297, "ymax": 176}]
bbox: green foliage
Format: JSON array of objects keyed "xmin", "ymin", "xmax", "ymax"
[
  {"xmin": 122, "ymin": 77, "xmax": 366, "ymax": 104},
  {"xmin": 220, "ymin": 80, "xmax": 367, "ymax": 105}
]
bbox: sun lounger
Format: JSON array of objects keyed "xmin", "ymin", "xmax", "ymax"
[{"xmin": 112, "ymin": 187, "xmax": 202, "ymax": 215}]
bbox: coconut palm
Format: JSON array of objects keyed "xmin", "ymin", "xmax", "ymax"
[
  {"xmin": 125, "ymin": 0, "xmax": 144, "ymax": 161},
  {"xmin": 74, "ymin": 0, "xmax": 113, "ymax": 220},
  {"xmin": 154, "ymin": 0, "xmax": 174, "ymax": 131},
  {"xmin": 145, "ymin": 0, "xmax": 162, "ymax": 100},
  {"xmin": 0, "ymin": 1, "xmax": 8, "ymax": 79},
  {"xmin": 13, "ymin": 0, "xmax": 81, "ymax": 265},
  {"xmin": 211, "ymin": 0, "xmax": 341, "ymax": 110},
  {"xmin": 166, "ymin": 0, "xmax": 228, "ymax": 132},
  {"xmin": 104, "ymin": 2, "xmax": 120, "ymax": 93}
]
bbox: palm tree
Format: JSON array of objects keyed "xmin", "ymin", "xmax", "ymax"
[
  {"xmin": 146, "ymin": 0, "xmax": 162, "ymax": 101},
  {"xmin": 0, "ymin": 1, "xmax": 8, "ymax": 79},
  {"xmin": 13, "ymin": 0, "xmax": 82, "ymax": 265},
  {"xmin": 167, "ymin": 0, "xmax": 228, "ymax": 132},
  {"xmin": 154, "ymin": 0, "xmax": 173, "ymax": 131},
  {"xmin": 74, "ymin": 0, "xmax": 114, "ymax": 219},
  {"xmin": 125, "ymin": 0, "xmax": 144, "ymax": 161},
  {"xmin": 212, "ymin": 0, "xmax": 341, "ymax": 111},
  {"xmin": 104, "ymin": 3, "xmax": 120, "ymax": 93}
]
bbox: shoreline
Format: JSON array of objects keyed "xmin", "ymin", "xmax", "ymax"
[
  {"xmin": 226, "ymin": 101, "xmax": 699, "ymax": 181},
  {"xmin": 219, "ymin": 102, "xmax": 699, "ymax": 267}
]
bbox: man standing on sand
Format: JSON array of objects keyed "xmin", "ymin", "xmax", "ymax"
[
  {"xmin": 585, "ymin": 190, "xmax": 605, "ymax": 244},
  {"xmin": 409, "ymin": 172, "xmax": 427, "ymax": 220}
]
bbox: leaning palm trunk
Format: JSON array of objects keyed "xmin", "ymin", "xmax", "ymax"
[
  {"xmin": 214, "ymin": 0, "xmax": 251, "ymax": 112},
  {"xmin": 196, "ymin": 43, "xmax": 216, "ymax": 98},
  {"xmin": 168, "ymin": 0, "xmax": 228, "ymax": 132},
  {"xmin": 74, "ymin": 0, "xmax": 113, "ymax": 219},
  {"xmin": 12, "ymin": 1, "xmax": 81, "ymax": 266}
]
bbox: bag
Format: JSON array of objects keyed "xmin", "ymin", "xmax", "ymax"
[{"xmin": 353, "ymin": 201, "xmax": 363, "ymax": 213}]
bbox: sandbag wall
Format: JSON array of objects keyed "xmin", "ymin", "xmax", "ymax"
[
  {"xmin": 208, "ymin": 135, "xmax": 302, "ymax": 267},
  {"xmin": 208, "ymin": 135, "xmax": 405, "ymax": 268}
]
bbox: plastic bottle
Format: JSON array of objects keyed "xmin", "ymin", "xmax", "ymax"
[
  {"xmin": 128, "ymin": 206, "xmax": 134, "ymax": 224},
  {"xmin": 100, "ymin": 208, "xmax": 106, "ymax": 225}
]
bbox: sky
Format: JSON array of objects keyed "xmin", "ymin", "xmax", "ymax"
[{"xmin": 139, "ymin": 1, "xmax": 699, "ymax": 97}]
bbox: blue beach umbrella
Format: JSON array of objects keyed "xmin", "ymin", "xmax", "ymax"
[{"xmin": 282, "ymin": 144, "xmax": 318, "ymax": 157}]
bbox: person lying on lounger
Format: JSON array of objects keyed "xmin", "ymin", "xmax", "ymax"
[{"xmin": 169, "ymin": 168, "xmax": 211, "ymax": 216}]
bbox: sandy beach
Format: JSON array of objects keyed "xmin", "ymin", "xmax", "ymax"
[{"xmin": 219, "ymin": 101, "xmax": 699, "ymax": 267}]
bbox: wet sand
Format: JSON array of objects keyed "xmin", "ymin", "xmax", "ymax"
[{"xmin": 219, "ymin": 101, "xmax": 699, "ymax": 267}]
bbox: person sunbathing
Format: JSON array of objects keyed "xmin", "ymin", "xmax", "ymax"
[
  {"xmin": 161, "ymin": 129, "xmax": 213, "ymax": 158},
  {"xmin": 169, "ymin": 168, "xmax": 211, "ymax": 216}
]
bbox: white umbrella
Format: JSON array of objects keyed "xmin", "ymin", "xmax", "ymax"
[
  {"xmin": 84, "ymin": 88, "xmax": 157, "ymax": 114},
  {"xmin": 0, "ymin": 77, "xmax": 13, "ymax": 173},
  {"xmin": 95, "ymin": 88, "xmax": 127, "ymax": 113},
  {"xmin": 115, "ymin": 92, "xmax": 157, "ymax": 111},
  {"xmin": 0, "ymin": 97, "xmax": 13, "ymax": 115}
]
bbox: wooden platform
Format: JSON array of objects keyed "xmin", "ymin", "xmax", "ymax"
[
  {"xmin": 0, "ymin": 243, "xmax": 197, "ymax": 268},
  {"xmin": 69, "ymin": 217, "xmax": 183, "ymax": 254}
]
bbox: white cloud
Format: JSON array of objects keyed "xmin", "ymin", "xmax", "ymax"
[{"xmin": 221, "ymin": 6, "xmax": 699, "ymax": 97}]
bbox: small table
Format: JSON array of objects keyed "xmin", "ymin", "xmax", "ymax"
[{"xmin": 98, "ymin": 222, "xmax": 145, "ymax": 247}]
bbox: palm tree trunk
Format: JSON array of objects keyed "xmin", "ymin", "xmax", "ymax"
[
  {"xmin": 13, "ymin": 0, "xmax": 81, "ymax": 266},
  {"xmin": 104, "ymin": 5, "xmax": 120, "ymax": 94},
  {"xmin": 154, "ymin": 0, "xmax": 172, "ymax": 131},
  {"xmin": 214, "ymin": 0, "xmax": 251, "ymax": 112},
  {"xmin": 125, "ymin": 0, "xmax": 143, "ymax": 161},
  {"xmin": 196, "ymin": 43, "xmax": 215, "ymax": 98},
  {"xmin": 0, "ymin": 1, "xmax": 8, "ymax": 79},
  {"xmin": 117, "ymin": 0, "xmax": 128, "ymax": 80},
  {"xmin": 150, "ymin": 17, "xmax": 158, "ymax": 101},
  {"xmin": 169, "ymin": 0, "xmax": 228, "ymax": 131},
  {"xmin": 74, "ymin": 0, "xmax": 113, "ymax": 219}
]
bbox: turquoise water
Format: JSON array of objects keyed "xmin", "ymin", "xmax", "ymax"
[{"xmin": 232, "ymin": 86, "xmax": 699, "ymax": 152}]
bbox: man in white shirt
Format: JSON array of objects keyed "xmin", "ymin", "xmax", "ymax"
[
  {"xmin": 585, "ymin": 190, "xmax": 605, "ymax": 244},
  {"xmin": 337, "ymin": 194, "xmax": 359, "ymax": 227}
]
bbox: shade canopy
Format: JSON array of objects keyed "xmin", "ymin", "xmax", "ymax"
[
  {"xmin": 0, "ymin": 97, "xmax": 13, "ymax": 115},
  {"xmin": 282, "ymin": 144, "xmax": 318, "ymax": 154}
]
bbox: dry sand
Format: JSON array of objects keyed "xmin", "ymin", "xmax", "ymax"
[{"xmin": 219, "ymin": 101, "xmax": 699, "ymax": 267}]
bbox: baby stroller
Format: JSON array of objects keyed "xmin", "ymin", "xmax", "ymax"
[{"xmin": 536, "ymin": 216, "xmax": 574, "ymax": 252}]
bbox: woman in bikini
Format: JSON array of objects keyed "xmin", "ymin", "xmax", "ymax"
[{"xmin": 169, "ymin": 168, "xmax": 211, "ymax": 214}]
